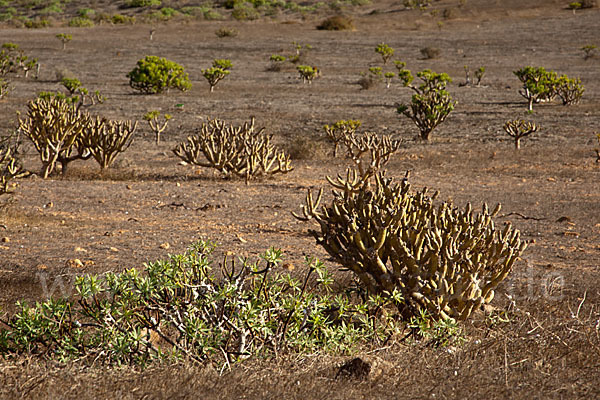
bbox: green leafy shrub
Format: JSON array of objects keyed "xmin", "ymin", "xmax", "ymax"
[
  {"xmin": 127, "ymin": 56, "xmax": 191, "ymax": 94},
  {"xmin": 375, "ymin": 43, "xmax": 394, "ymax": 64},
  {"xmin": 267, "ymin": 54, "xmax": 286, "ymax": 71},
  {"xmin": 56, "ymin": 33, "xmax": 72, "ymax": 50},
  {"xmin": 0, "ymin": 242, "xmax": 406, "ymax": 366},
  {"xmin": 173, "ymin": 117, "xmax": 293, "ymax": 182},
  {"xmin": 68, "ymin": 17, "xmax": 94, "ymax": 27},
  {"xmin": 202, "ymin": 59, "xmax": 232, "ymax": 93},
  {"xmin": 232, "ymin": 2, "xmax": 260, "ymax": 20},
  {"xmin": 396, "ymin": 66, "xmax": 456, "ymax": 141},
  {"xmin": 316, "ymin": 15, "xmax": 354, "ymax": 30},
  {"xmin": 294, "ymin": 169, "xmax": 527, "ymax": 322},
  {"xmin": 514, "ymin": 66, "xmax": 584, "ymax": 110},
  {"xmin": 404, "ymin": 0, "xmax": 430, "ymax": 9},
  {"xmin": 297, "ymin": 65, "xmax": 319, "ymax": 84},
  {"xmin": 111, "ymin": 14, "xmax": 136, "ymax": 24},
  {"xmin": 128, "ymin": 0, "xmax": 161, "ymax": 6}
]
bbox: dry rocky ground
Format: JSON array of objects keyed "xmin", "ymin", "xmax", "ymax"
[{"xmin": 0, "ymin": 0, "xmax": 599, "ymax": 398}]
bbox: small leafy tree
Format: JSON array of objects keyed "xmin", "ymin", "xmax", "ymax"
[
  {"xmin": 503, "ymin": 119, "xmax": 539, "ymax": 149},
  {"xmin": 323, "ymin": 119, "xmax": 361, "ymax": 157},
  {"xmin": 555, "ymin": 75, "xmax": 584, "ymax": 105},
  {"xmin": 396, "ymin": 66, "xmax": 456, "ymax": 141},
  {"xmin": 513, "ymin": 66, "xmax": 557, "ymax": 111},
  {"xmin": 0, "ymin": 78, "xmax": 11, "ymax": 99},
  {"xmin": 143, "ymin": 110, "xmax": 171, "ymax": 144},
  {"xmin": 297, "ymin": 65, "xmax": 319, "ymax": 84},
  {"xmin": 474, "ymin": 66, "xmax": 485, "ymax": 86},
  {"xmin": 56, "ymin": 33, "xmax": 72, "ymax": 50},
  {"xmin": 127, "ymin": 56, "xmax": 191, "ymax": 94},
  {"xmin": 202, "ymin": 67, "xmax": 229, "ymax": 93},
  {"xmin": 59, "ymin": 77, "xmax": 105, "ymax": 109},
  {"xmin": 268, "ymin": 54, "xmax": 286, "ymax": 71},
  {"xmin": 375, "ymin": 43, "xmax": 394, "ymax": 64}
]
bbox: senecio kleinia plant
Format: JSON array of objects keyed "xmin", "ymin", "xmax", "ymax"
[
  {"xmin": 503, "ymin": 119, "xmax": 539, "ymax": 149},
  {"xmin": 324, "ymin": 119, "xmax": 361, "ymax": 157},
  {"xmin": 127, "ymin": 56, "xmax": 191, "ymax": 94},
  {"xmin": 396, "ymin": 63, "xmax": 456, "ymax": 141},
  {"xmin": 0, "ymin": 242, "xmax": 408, "ymax": 366}
]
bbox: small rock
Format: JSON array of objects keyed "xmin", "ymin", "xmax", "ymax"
[
  {"xmin": 1, "ymin": 237, "xmax": 9, "ymax": 243},
  {"xmin": 66, "ymin": 259, "xmax": 84, "ymax": 268},
  {"xmin": 110, "ymin": 247, "xmax": 119, "ymax": 252},
  {"xmin": 176, "ymin": 182, "xmax": 181, "ymax": 187},
  {"xmin": 160, "ymin": 242, "xmax": 170, "ymax": 249},
  {"xmin": 74, "ymin": 247, "xmax": 87, "ymax": 253},
  {"xmin": 36, "ymin": 264, "xmax": 48, "ymax": 270}
]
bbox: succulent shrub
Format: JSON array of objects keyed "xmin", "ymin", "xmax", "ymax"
[
  {"xmin": 173, "ymin": 117, "xmax": 293, "ymax": 183},
  {"xmin": 396, "ymin": 66, "xmax": 456, "ymax": 141},
  {"xmin": 0, "ymin": 78, "xmax": 11, "ymax": 99},
  {"xmin": 18, "ymin": 97, "xmax": 93, "ymax": 178},
  {"xmin": 268, "ymin": 54, "xmax": 287, "ymax": 71},
  {"xmin": 80, "ymin": 117, "xmax": 137, "ymax": 170},
  {"xmin": 215, "ymin": 27, "xmax": 238, "ymax": 38},
  {"xmin": 0, "ymin": 133, "xmax": 26, "ymax": 196},
  {"xmin": 297, "ymin": 65, "xmax": 319, "ymax": 84},
  {"xmin": 59, "ymin": 77, "xmax": 105, "ymax": 109},
  {"xmin": 514, "ymin": 66, "xmax": 584, "ymax": 110},
  {"xmin": 404, "ymin": 0, "xmax": 430, "ymax": 9},
  {"xmin": 294, "ymin": 169, "xmax": 527, "ymax": 322},
  {"xmin": 127, "ymin": 56, "xmax": 191, "ymax": 94},
  {"xmin": 375, "ymin": 43, "xmax": 394, "ymax": 64},
  {"xmin": 513, "ymin": 66, "xmax": 557, "ymax": 111},
  {"xmin": 324, "ymin": 119, "xmax": 361, "ymax": 157},
  {"xmin": 316, "ymin": 15, "xmax": 354, "ymax": 30},
  {"xmin": 0, "ymin": 242, "xmax": 407, "ymax": 366},
  {"xmin": 68, "ymin": 17, "xmax": 95, "ymax": 27},
  {"xmin": 56, "ymin": 33, "xmax": 72, "ymax": 50},
  {"xmin": 128, "ymin": 0, "xmax": 161, "ymax": 6},
  {"xmin": 202, "ymin": 67, "xmax": 229, "ymax": 93},
  {"xmin": 581, "ymin": 44, "xmax": 597, "ymax": 60},
  {"xmin": 474, "ymin": 66, "xmax": 485, "ymax": 86},
  {"xmin": 0, "ymin": 43, "xmax": 38, "ymax": 78},
  {"xmin": 555, "ymin": 75, "xmax": 584, "ymax": 105},
  {"xmin": 420, "ymin": 47, "xmax": 440, "ymax": 59},
  {"xmin": 384, "ymin": 72, "xmax": 395, "ymax": 88},
  {"xmin": 503, "ymin": 119, "xmax": 539, "ymax": 149},
  {"xmin": 358, "ymin": 67, "xmax": 383, "ymax": 89},
  {"xmin": 143, "ymin": 110, "xmax": 171, "ymax": 144}
]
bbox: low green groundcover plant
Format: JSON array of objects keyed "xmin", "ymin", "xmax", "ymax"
[{"xmin": 0, "ymin": 242, "xmax": 413, "ymax": 367}]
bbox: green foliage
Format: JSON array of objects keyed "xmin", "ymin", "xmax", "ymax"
[
  {"xmin": 404, "ymin": 0, "xmax": 430, "ymax": 9},
  {"xmin": 0, "ymin": 77, "xmax": 11, "ymax": 98},
  {"xmin": 61, "ymin": 77, "xmax": 84, "ymax": 95},
  {"xmin": 514, "ymin": 66, "xmax": 583, "ymax": 110},
  {"xmin": 56, "ymin": 33, "xmax": 72, "ymax": 50},
  {"xmin": 375, "ymin": 43, "xmax": 394, "ymax": 64},
  {"xmin": 143, "ymin": 110, "xmax": 172, "ymax": 144},
  {"xmin": 323, "ymin": 119, "xmax": 361, "ymax": 156},
  {"xmin": 128, "ymin": 0, "xmax": 161, "ymax": 7},
  {"xmin": 0, "ymin": 42, "xmax": 38, "ymax": 78},
  {"xmin": 127, "ymin": 56, "xmax": 191, "ymax": 94},
  {"xmin": 295, "ymin": 169, "xmax": 527, "ymax": 322},
  {"xmin": 212, "ymin": 58, "xmax": 233, "ymax": 70},
  {"xmin": 0, "ymin": 243, "xmax": 405, "ymax": 366},
  {"xmin": 408, "ymin": 309, "xmax": 465, "ymax": 347},
  {"xmin": 68, "ymin": 17, "xmax": 94, "ymax": 27},
  {"xmin": 232, "ymin": 2, "xmax": 260, "ymax": 20},
  {"xmin": 396, "ymin": 67, "xmax": 456, "ymax": 140},
  {"xmin": 202, "ymin": 62, "xmax": 230, "ymax": 93},
  {"xmin": 297, "ymin": 65, "xmax": 319, "ymax": 84},
  {"xmin": 111, "ymin": 14, "xmax": 135, "ymax": 24}
]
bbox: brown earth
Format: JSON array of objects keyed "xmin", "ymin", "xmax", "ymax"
[{"xmin": 1, "ymin": 0, "xmax": 600, "ymax": 398}]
